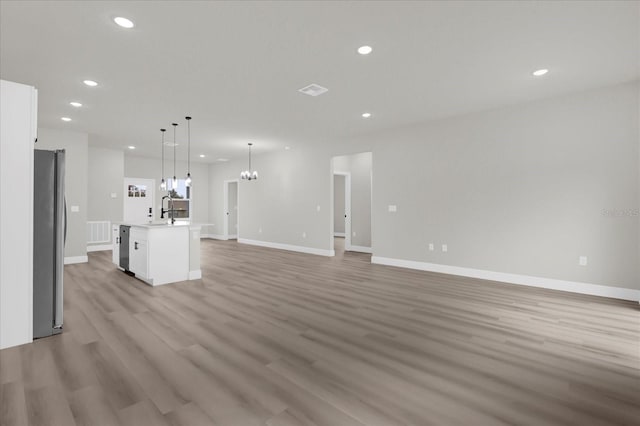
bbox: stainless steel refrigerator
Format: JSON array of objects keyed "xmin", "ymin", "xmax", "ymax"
[{"xmin": 33, "ymin": 149, "xmax": 66, "ymax": 339}]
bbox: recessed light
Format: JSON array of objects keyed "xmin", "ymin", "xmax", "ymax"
[
  {"xmin": 217, "ymin": 158, "xmax": 229, "ymax": 162},
  {"xmin": 199, "ymin": 154, "xmax": 205, "ymax": 158},
  {"xmin": 128, "ymin": 146, "xmax": 135, "ymax": 150},
  {"xmin": 61, "ymin": 117, "xmax": 71, "ymax": 122},
  {"xmin": 114, "ymin": 17, "xmax": 134, "ymax": 29},
  {"xmin": 70, "ymin": 101, "xmax": 82, "ymax": 107},
  {"xmin": 284, "ymin": 146, "xmax": 291, "ymax": 150},
  {"xmin": 83, "ymin": 80, "xmax": 98, "ymax": 87},
  {"xmin": 362, "ymin": 112, "xmax": 372, "ymax": 118},
  {"xmin": 532, "ymin": 69, "xmax": 549, "ymax": 77},
  {"xmin": 358, "ymin": 45, "xmax": 373, "ymax": 55}
]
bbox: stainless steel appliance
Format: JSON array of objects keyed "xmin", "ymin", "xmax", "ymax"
[
  {"xmin": 119, "ymin": 225, "xmax": 130, "ymax": 271},
  {"xmin": 33, "ymin": 149, "xmax": 66, "ymax": 339}
]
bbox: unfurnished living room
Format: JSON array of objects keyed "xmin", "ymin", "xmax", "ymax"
[{"xmin": 0, "ymin": 1, "xmax": 639, "ymax": 425}]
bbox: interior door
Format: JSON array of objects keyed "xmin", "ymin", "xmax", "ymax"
[
  {"xmin": 228, "ymin": 182, "xmax": 238, "ymax": 238},
  {"xmin": 123, "ymin": 178, "xmax": 155, "ymax": 223}
]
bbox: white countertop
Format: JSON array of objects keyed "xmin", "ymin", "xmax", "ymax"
[{"xmin": 116, "ymin": 221, "xmax": 201, "ymax": 229}]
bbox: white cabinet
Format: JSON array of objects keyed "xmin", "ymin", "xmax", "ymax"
[
  {"xmin": 113, "ymin": 223, "xmax": 199, "ymax": 286},
  {"xmin": 1, "ymin": 80, "xmax": 37, "ymax": 349},
  {"xmin": 112, "ymin": 225, "xmax": 120, "ymax": 265},
  {"xmin": 129, "ymin": 228, "xmax": 149, "ymax": 279}
]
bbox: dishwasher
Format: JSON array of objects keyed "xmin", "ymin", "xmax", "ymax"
[{"xmin": 119, "ymin": 225, "xmax": 131, "ymax": 271}]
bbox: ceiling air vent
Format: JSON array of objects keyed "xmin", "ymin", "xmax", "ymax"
[{"xmin": 298, "ymin": 83, "xmax": 329, "ymax": 97}]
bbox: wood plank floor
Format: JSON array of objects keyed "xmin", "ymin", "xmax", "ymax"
[{"xmin": 1, "ymin": 239, "xmax": 639, "ymax": 426}]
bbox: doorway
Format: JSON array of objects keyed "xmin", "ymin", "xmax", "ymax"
[
  {"xmin": 332, "ymin": 152, "xmax": 372, "ymax": 255},
  {"xmin": 333, "ymin": 172, "xmax": 351, "ymax": 252},
  {"xmin": 123, "ymin": 178, "xmax": 155, "ymax": 223},
  {"xmin": 223, "ymin": 180, "xmax": 239, "ymax": 240}
]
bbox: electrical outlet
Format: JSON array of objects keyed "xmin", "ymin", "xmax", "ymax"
[
  {"xmin": 71, "ymin": 205, "xmax": 79, "ymax": 212},
  {"xmin": 110, "ymin": 192, "xmax": 117, "ymax": 198},
  {"xmin": 388, "ymin": 205, "xmax": 397, "ymax": 212},
  {"xmin": 258, "ymin": 227, "xmax": 262, "ymax": 233},
  {"xmin": 579, "ymin": 256, "xmax": 587, "ymax": 266},
  {"xmin": 352, "ymin": 231, "xmax": 356, "ymax": 237},
  {"xmin": 442, "ymin": 244, "xmax": 448, "ymax": 252},
  {"xmin": 428, "ymin": 243, "xmax": 434, "ymax": 251},
  {"xmin": 316, "ymin": 205, "xmax": 321, "ymax": 212},
  {"xmin": 302, "ymin": 232, "xmax": 307, "ymax": 238}
]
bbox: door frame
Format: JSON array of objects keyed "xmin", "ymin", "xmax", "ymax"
[
  {"xmin": 223, "ymin": 179, "xmax": 239, "ymax": 240},
  {"xmin": 333, "ymin": 171, "xmax": 351, "ymax": 251}
]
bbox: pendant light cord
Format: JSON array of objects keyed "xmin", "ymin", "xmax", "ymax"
[
  {"xmin": 161, "ymin": 129, "xmax": 166, "ymax": 181},
  {"xmin": 186, "ymin": 117, "xmax": 191, "ymax": 175}
]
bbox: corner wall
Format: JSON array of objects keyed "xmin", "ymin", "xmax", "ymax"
[
  {"xmin": 87, "ymin": 146, "xmax": 124, "ymax": 248},
  {"xmin": 37, "ymin": 127, "xmax": 88, "ymax": 263}
]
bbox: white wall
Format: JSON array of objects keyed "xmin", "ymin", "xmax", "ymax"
[
  {"xmin": 0, "ymin": 80, "xmax": 36, "ymax": 349},
  {"xmin": 370, "ymin": 81, "xmax": 639, "ymax": 292},
  {"xmin": 37, "ymin": 128, "xmax": 88, "ymax": 262},
  {"xmin": 87, "ymin": 147, "xmax": 124, "ymax": 246},
  {"xmin": 208, "ymin": 146, "xmax": 334, "ymax": 254},
  {"xmin": 205, "ymin": 82, "xmax": 638, "ymax": 298},
  {"xmin": 333, "ymin": 152, "xmax": 372, "ymax": 248},
  {"xmin": 124, "ymin": 156, "xmax": 209, "ymax": 223}
]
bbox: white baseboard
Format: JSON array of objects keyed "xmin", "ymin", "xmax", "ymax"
[
  {"xmin": 348, "ymin": 245, "xmax": 372, "ymax": 254},
  {"xmin": 371, "ymin": 256, "xmax": 639, "ymax": 302},
  {"xmin": 64, "ymin": 255, "xmax": 88, "ymax": 265},
  {"xmin": 202, "ymin": 234, "xmax": 227, "ymax": 240},
  {"xmin": 87, "ymin": 244, "xmax": 112, "ymax": 252},
  {"xmin": 189, "ymin": 270, "xmax": 202, "ymax": 280},
  {"xmin": 334, "ymin": 232, "xmax": 346, "ymax": 237},
  {"xmin": 228, "ymin": 234, "xmax": 237, "ymax": 239},
  {"xmin": 239, "ymin": 238, "xmax": 335, "ymax": 257}
]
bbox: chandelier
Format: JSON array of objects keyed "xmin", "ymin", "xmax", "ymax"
[{"xmin": 240, "ymin": 142, "xmax": 258, "ymax": 180}]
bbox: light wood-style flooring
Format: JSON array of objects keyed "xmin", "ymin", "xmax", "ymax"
[{"xmin": 1, "ymin": 239, "xmax": 639, "ymax": 425}]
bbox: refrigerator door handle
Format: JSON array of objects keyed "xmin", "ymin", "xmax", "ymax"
[
  {"xmin": 64, "ymin": 197, "xmax": 67, "ymax": 245},
  {"xmin": 53, "ymin": 150, "xmax": 66, "ymax": 331}
]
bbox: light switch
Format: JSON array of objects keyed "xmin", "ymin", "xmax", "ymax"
[
  {"xmin": 442, "ymin": 244, "xmax": 448, "ymax": 252},
  {"xmin": 110, "ymin": 192, "xmax": 117, "ymax": 198},
  {"xmin": 579, "ymin": 256, "xmax": 588, "ymax": 266},
  {"xmin": 352, "ymin": 231, "xmax": 356, "ymax": 237},
  {"xmin": 428, "ymin": 243, "xmax": 434, "ymax": 251},
  {"xmin": 71, "ymin": 205, "xmax": 80, "ymax": 212},
  {"xmin": 302, "ymin": 232, "xmax": 307, "ymax": 238},
  {"xmin": 317, "ymin": 205, "xmax": 321, "ymax": 212},
  {"xmin": 388, "ymin": 205, "xmax": 397, "ymax": 212}
]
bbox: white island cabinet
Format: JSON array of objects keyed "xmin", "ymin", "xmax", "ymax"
[{"xmin": 113, "ymin": 222, "xmax": 201, "ymax": 286}]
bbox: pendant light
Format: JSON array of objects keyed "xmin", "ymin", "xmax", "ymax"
[
  {"xmin": 171, "ymin": 123, "xmax": 178, "ymax": 190},
  {"xmin": 185, "ymin": 116, "xmax": 192, "ymax": 187},
  {"xmin": 159, "ymin": 128, "xmax": 167, "ymax": 190},
  {"xmin": 240, "ymin": 142, "xmax": 258, "ymax": 180}
]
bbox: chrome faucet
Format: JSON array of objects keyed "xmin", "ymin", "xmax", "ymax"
[{"xmin": 160, "ymin": 195, "xmax": 175, "ymax": 224}]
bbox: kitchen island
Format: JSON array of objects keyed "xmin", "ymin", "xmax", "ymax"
[{"xmin": 112, "ymin": 221, "xmax": 201, "ymax": 286}]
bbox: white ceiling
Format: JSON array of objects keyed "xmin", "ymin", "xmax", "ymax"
[{"xmin": 1, "ymin": 1, "xmax": 638, "ymax": 162}]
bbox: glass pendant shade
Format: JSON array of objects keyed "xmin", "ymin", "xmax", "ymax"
[
  {"xmin": 160, "ymin": 178, "xmax": 166, "ymax": 190},
  {"xmin": 185, "ymin": 172, "xmax": 192, "ymax": 187},
  {"xmin": 172, "ymin": 176, "xmax": 178, "ymax": 190}
]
